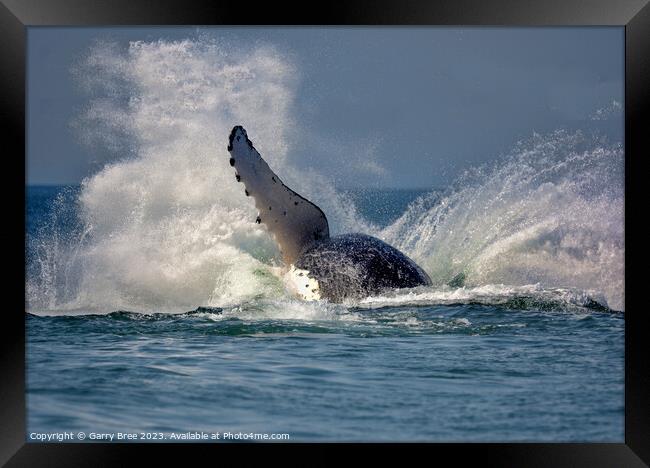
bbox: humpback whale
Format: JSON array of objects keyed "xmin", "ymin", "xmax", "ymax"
[{"xmin": 227, "ymin": 126, "xmax": 432, "ymax": 302}]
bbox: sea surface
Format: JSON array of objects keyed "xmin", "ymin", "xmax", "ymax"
[{"xmin": 26, "ymin": 185, "xmax": 624, "ymax": 442}]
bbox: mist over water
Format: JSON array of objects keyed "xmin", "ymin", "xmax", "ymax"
[{"xmin": 26, "ymin": 38, "xmax": 624, "ymax": 314}]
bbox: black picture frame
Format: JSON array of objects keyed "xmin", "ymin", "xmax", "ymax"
[{"xmin": 3, "ymin": 0, "xmax": 649, "ymax": 465}]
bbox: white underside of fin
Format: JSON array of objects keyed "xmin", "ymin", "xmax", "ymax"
[
  {"xmin": 227, "ymin": 126, "xmax": 330, "ymax": 265},
  {"xmin": 284, "ymin": 265, "xmax": 321, "ymax": 301}
]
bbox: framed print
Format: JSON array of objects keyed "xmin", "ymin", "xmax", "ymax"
[{"xmin": 2, "ymin": 0, "xmax": 649, "ymax": 465}]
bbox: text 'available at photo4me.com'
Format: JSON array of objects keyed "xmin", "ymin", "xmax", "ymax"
[{"xmin": 28, "ymin": 431, "xmax": 291, "ymax": 442}]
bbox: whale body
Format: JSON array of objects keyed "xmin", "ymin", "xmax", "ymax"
[{"xmin": 226, "ymin": 125, "xmax": 432, "ymax": 302}]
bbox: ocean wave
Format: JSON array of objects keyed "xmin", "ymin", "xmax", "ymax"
[{"xmin": 354, "ymin": 284, "xmax": 616, "ymax": 313}]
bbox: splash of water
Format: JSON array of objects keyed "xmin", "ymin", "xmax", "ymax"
[
  {"xmin": 380, "ymin": 130, "xmax": 624, "ymax": 311},
  {"xmin": 27, "ymin": 38, "xmax": 372, "ymax": 313},
  {"xmin": 26, "ymin": 38, "xmax": 624, "ymax": 314}
]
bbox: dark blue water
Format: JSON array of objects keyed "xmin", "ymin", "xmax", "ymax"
[
  {"xmin": 342, "ymin": 188, "xmax": 431, "ymax": 227},
  {"xmin": 25, "ymin": 186, "xmax": 624, "ymax": 442}
]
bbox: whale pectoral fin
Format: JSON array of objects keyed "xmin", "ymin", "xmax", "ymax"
[{"xmin": 227, "ymin": 126, "xmax": 330, "ymax": 265}]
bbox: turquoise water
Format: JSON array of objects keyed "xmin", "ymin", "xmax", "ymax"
[
  {"xmin": 26, "ymin": 307, "xmax": 623, "ymax": 442},
  {"xmin": 26, "ymin": 186, "xmax": 624, "ymax": 442}
]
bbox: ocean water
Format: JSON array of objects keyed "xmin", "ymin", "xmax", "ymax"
[
  {"xmin": 26, "ymin": 185, "xmax": 624, "ymax": 442},
  {"xmin": 25, "ymin": 38, "xmax": 624, "ymax": 442}
]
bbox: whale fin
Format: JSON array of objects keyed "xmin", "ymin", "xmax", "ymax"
[{"xmin": 227, "ymin": 126, "xmax": 330, "ymax": 265}]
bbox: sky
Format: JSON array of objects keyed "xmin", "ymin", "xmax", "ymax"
[{"xmin": 27, "ymin": 27, "xmax": 624, "ymax": 188}]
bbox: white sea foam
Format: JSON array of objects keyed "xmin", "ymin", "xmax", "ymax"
[{"xmin": 356, "ymin": 283, "xmax": 613, "ymax": 312}]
